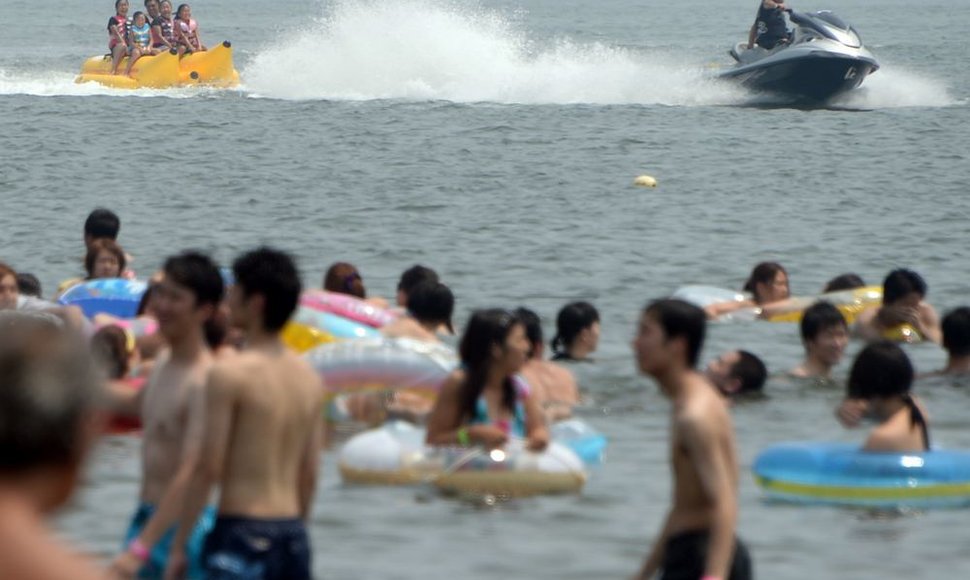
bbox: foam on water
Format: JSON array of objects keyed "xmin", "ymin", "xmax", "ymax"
[
  {"xmin": 0, "ymin": 68, "xmax": 199, "ymax": 99},
  {"xmin": 835, "ymin": 65, "xmax": 958, "ymax": 109},
  {"xmin": 243, "ymin": 0, "xmax": 743, "ymax": 105}
]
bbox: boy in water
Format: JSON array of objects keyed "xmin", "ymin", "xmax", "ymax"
[
  {"xmin": 0, "ymin": 315, "xmax": 106, "ymax": 580},
  {"xmin": 855, "ymin": 269, "xmax": 941, "ymax": 344},
  {"xmin": 109, "ymin": 252, "xmax": 223, "ymax": 579},
  {"xmin": 789, "ymin": 301, "xmax": 849, "ymax": 379},
  {"xmin": 167, "ymin": 247, "xmax": 324, "ymax": 580},
  {"xmin": 704, "ymin": 350, "xmax": 767, "ymax": 398},
  {"xmin": 633, "ymin": 299, "xmax": 752, "ymax": 580}
]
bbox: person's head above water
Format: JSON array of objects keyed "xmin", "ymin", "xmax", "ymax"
[
  {"xmin": 231, "ymin": 247, "xmax": 301, "ymax": 333},
  {"xmin": 83, "ymin": 208, "xmax": 120, "ymax": 248},
  {"xmin": 823, "ymin": 273, "xmax": 866, "ymax": 293},
  {"xmin": 84, "ymin": 239, "xmax": 126, "ymax": 280},
  {"xmin": 634, "ymin": 299, "xmax": 706, "ymax": 377},
  {"xmin": 942, "ymin": 307, "xmax": 970, "ymax": 358},
  {"xmin": 323, "ymin": 262, "xmax": 366, "ymax": 299},
  {"xmin": 396, "ymin": 264, "xmax": 438, "ymax": 307},
  {"xmin": 882, "ymin": 268, "xmax": 927, "ymax": 306},
  {"xmin": 514, "ymin": 307, "xmax": 544, "ymax": 359},
  {"xmin": 16, "ymin": 273, "xmax": 42, "ymax": 299},
  {"xmin": 551, "ymin": 301, "xmax": 600, "ymax": 360},
  {"xmin": 800, "ymin": 301, "xmax": 849, "ymax": 367},
  {"xmin": 847, "ymin": 341, "xmax": 914, "ymax": 401},
  {"xmin": 0, "ymin": 314, "xmax": 102, "ymax": 512},
  {"xmin": 705, "ymin": 350, "xmax": 767, "ymax": 397},
  {"xmin": 406, "ymin": 281, "xmax": 454, "ymax": 334},
  {"xmin": 742, "ymin": 261, "xmax": 789, "ymax": 305},
  {"xmin": 0, "ymin": 263, "xmax": 19, "ymax": 310},
  {"xmin": 458, "ymin": 309, "xmax": 529, "ymax": 416}
]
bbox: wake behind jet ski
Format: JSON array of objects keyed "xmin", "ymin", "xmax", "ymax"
[{"xmin": 720, "ymin": 6, "xmax": 879, "ymax": 103}]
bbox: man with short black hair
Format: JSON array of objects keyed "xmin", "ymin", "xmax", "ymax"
[
  {"xmin": 633, "ymin": 299, "xmax": 752, "ymax": 580},
  {"xmin": 705, "ymin": 350, "xmax": 767, "ymax": 397},
  {"xmin": 84, "ymin": 207, "xmax": 122, "ymax": 250},
  {"xmin": 855, "ymin": 269, "xmax": 941, "ymax": 343},
  {"xmin": 790, "ymin": 301, "xmax": 848, "ymax": 379}
]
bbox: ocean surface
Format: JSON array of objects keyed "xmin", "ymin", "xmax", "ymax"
[{"xmin": 2, "ymin": 0, "xmax": 970, "ymax": 577}]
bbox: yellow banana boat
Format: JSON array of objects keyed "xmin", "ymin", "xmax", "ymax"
[{"xmin": 75, "ymin": 41, "xmax": 240, "ymax": 89}]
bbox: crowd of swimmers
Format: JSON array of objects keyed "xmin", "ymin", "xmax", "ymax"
[
  {"xmin": 106, "ymin": 0, "xmax": 206, "ymax": 76},
  {"xmin": 2, "ymin": 207, "xmax": 969, "ymax": 580}
]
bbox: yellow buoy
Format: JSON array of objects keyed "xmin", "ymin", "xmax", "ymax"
[{"xmin": 634, "ymin": 175, "xmax": 657, "ymax": 188}]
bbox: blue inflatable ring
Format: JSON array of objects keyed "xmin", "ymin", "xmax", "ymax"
[
  {"xmin": 58, "ymin": 278, "xmax": 147, "ymax": 319},
  {"xmin": 754, "ymin": 442, "xmax": 970, "ymax": 509}
]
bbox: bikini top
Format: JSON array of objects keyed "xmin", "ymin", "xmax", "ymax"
[
  {"xmin": 903, "ymin": 394, "xmax": 931, "ymax": 451},
  {"xmin": 470, "ymin": 375, "xmax": 529, "ymax": 438}
]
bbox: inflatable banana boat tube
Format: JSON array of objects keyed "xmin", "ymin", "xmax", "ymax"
[
  {"xmin": 338, "ymin": 421, "xmax": 588, "ymax": 496},
  {"xmin": 75, "ymin": 41, "xmax": 239, "ymax": 89},
  {"xmin": 754, "ymin": 442, "xmax": 970, "ymax": 509}
]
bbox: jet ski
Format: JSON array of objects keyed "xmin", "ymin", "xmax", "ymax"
[{"xmin": 720, "ymin": 10, "xmax": 879, "ymax": 102}]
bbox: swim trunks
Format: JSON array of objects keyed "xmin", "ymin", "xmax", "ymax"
[
  {"xmin": 122, "ymin": 502, "xmax": 216, "ymax": 579},
  {"xmin": 203, "ymin": 516, "xmax": 311, "ymax": 580},
  {"xmin": 660, "ymin": 530, "xmax": 753, "ymax": 580}
]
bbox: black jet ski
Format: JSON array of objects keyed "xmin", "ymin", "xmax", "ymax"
[{"xmin": 720, "ymin": 10, "xmax": 879, "ymax": 102}]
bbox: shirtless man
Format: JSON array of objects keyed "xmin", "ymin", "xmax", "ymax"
[
  {"xmin": 167, "ymin": 247, "xmax": 324, "ymax": 580},
  {"xmin": 109, "ymin": 252, "xmax": 223, "ymax": 579},
  {"xmin": 704, "ymin": 350, "xmax": 767, "ymax": 398},
  {"xmin": 0, "ymin": 314, "xmax": 106, "ymax": 580},
  {"xmin": 855, "ymin": 269, "xmax": 941, "ymax": 344},
  {"xmin": 789, "ymin": 301, "xmax": 848, "ymax": 379},
  {"xmin": 516, "ymin": 307, "xmax": 579, "ymax": 421},
  {"xmin": 633, "ymin": 299, "xmax": 752, "ymax": 580},
  {"xmin": 380, "ymin": 281, "xmax": 454, "ymax": 342}
]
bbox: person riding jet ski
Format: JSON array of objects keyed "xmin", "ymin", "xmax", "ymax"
[{"xmin": 748, "ymin": 0, "xmax": 790, "ymax": 49}]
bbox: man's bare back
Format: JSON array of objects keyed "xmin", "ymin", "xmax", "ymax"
[{"xmin": 208, "ymin": 347, "xmax": 324, "ymax": 518}]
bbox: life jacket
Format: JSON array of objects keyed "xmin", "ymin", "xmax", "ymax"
[
  {"xmin": 130, "ymin": 23, "xmax": 152, "ymax": 49},
  {"xmin": 178, "ymin": 18, "xmax": 198, "ymax": 40},
  {"xmin": 152, "ymin": 16, "xmax": 176, "ymax": 46},
  {"xmin": 755, "ymin": 5, "xmax": 788, "ymax": 48},
  {"xmin": 108, "ymin": 14, "xmax": 129, "ymax": 48}
]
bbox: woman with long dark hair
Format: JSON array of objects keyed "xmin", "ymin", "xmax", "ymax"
[
  {"xmin": 704, "ymin": 261, "xmax": 791, "ymax": 320},
  {"xmin": 425, "ymin": 309, "xmax": 548, "ymax": 451}
]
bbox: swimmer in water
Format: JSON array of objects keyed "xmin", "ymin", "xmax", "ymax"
[
  {"xmin": 323, "ymin": 261, "xmax": 388, "ymax": 308},
  {"xmin": 108, "ymin": 252, "xmax": 224, "ymax": 579},
  {"xmin": 380, "ymin": 281, "xmax": 454, "ymax": 342},
  {"xmin": 789, "ymin": 301, "xmax": 848, "ymax": 380},
  {"xmin": 167, "ymin": 247, "xmax": 323, "ymax": 580},
  {"xmin": 0, "ymin": 316, "xmax": 106, "ymax": 580},
  {"xmin": 704, "ymin": 261, "xmax": 791, "ymax": 320},
  {"xmin": 822, "ymin": 273, "xmax": 866, "ymax": 293},
  {"xmin": 922, "ymin": 307, "xmax": 970, "ymax": 377},
  {"xmin": 704, "ymin": 349, "xmax": 767, "ymax": 398},
  {"xmin": 395, "ymin": 264, "xmax": 439, "ymax": 309},
  {"xmin": 550, "ymin": 301, "xmax": 600, "ymax": 362},
  {"xmin": 633, "ymin": 299, "xmax": 752, "ymax": 580},
  {"xmin": 838, "ymin": 342, "xmax": 930, "ymax": 453},
  {"xmin": 0, "ymin": 262, "xmax": 88, "ymax": 331},
  {"xmin": 516, "ymin": 307, "xmax": 580, "ymax": 422},
  {"xmin": 425, "ymin": 309, "xmax": 549, "ymax": 451},
  {"xmin": 854, "ymin": 269, "xmax": 941, "ymax": 344}
]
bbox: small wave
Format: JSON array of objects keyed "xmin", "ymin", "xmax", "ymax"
[
  {"xmin": 835, "ymin": 65, "xmax": 957, "ymax": 109},
  {"xmin": 0, "ymin": 67, "xmax": 204, "ymax": 98},
  {"xmin": 243, "ymin": 0, "xmax": 744, "ymax": 105}
]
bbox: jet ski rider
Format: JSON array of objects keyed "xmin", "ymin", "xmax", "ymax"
[{"xmin": 747, "ymin": 0, "xmax": 790, "ymax": 49}]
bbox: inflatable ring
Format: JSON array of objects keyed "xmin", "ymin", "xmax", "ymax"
[
  {"xmin": 307, "ymin": 337, "xmax": 457, "ymax": 396},
  {"xmin": 292, "ymin": 305, "xmax": 379, "ymax": 340},
  {"xmin": 282, "ymin": 321, "xmax": 337, "ymax": 353},
  {"xmin": 550, "ymin": 418, "xmax": 608, "ymax": 464},
  {"xmin": 302, "ymin": 290, "xmax": 398, "ymax": 328},
  {"xmin": 338, "ymin": 421, "xmax": 587, "ymax": 496},
  {"xmin": 754, "ymin": 442, "xmax": 970, "ymax": 508},
  {"xmin": 58, "ymin": 278, "xmax": 147, "ymax": 318},
  {"xmin": 882, "ymin": 324, "xmax": 922, "ymax": 343},
  {"xmin": 672, "ymin": 286, "xmax": 759, "ymax": 322},
  {"xmin": 766, "ymin": 286, "xmax": 882, "ymax": 324}
]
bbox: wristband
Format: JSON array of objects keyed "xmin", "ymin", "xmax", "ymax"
[
  {"xmin": 128, "ymin": 537, "xmax": 150, "ymax": 563},
  {"xmin": 456, "ymin": 426, "xmax": 470, "ymax": 446}
]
